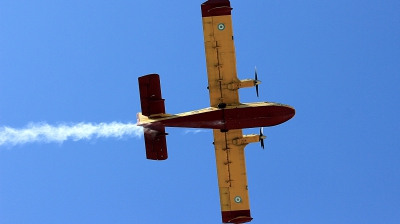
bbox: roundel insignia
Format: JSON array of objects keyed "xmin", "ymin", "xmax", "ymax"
[
  {"xmin": 234, "ymin": 196, "xmax": 242, "ymax": 203},
  {"xmin": 217, "ymin": 23, "xmax": 225, "ymax": 31}
]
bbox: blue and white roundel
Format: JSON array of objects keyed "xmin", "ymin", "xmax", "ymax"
[
  {"xmin": 217, "ymin": 23, "xmax": 225, "ymax": 31},
  {"xmin": 234, "ymin": 196, "xmax": 242, "ymax": 203}
]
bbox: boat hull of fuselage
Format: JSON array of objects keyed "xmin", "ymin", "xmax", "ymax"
[{"xmin": 140, "ymin": 103, "xmax": 295, "ymax": 130}]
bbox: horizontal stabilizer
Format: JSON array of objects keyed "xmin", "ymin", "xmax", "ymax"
[
  {"xmin": 143, "ymin": 126, "xmax": 168, "ymax": 160},
  {"xmin": 138, "ymin": 74, "xmax": 166, "ymax": 117}
]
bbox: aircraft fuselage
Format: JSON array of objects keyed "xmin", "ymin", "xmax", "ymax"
[{"xmin": 137, "ymin": 102, "xmax": 295, "ymax": 130}]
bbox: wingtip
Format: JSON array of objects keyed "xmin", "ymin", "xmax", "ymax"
[{"xmin": 201, "ymin": 0, "xmax": 232, "ymax": 17}]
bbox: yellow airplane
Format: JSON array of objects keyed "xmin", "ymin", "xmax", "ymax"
[{"xmin": 137, "ymin": 0, "xmax": 295, "ymax": 223}]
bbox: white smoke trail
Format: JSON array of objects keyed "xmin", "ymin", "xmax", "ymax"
[{"xmin": 0, "ymin": 122, "xmax": 143, "ymax": 146}]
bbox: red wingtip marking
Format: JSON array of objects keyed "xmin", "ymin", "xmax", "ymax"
[
  {"xmin": 201, "ymin": 0, "xmax": 232, "ymax": 17},
  {"xmin": 222, "ymin": 210, "xmax": 253, "ymax": 223}
]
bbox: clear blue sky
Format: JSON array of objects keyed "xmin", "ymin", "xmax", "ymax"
[{"xmin": 1, "ymin": 1, "xmax": 400, "ymax": 223}]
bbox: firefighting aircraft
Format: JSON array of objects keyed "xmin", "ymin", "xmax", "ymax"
[{"xmin": 137, "ymin": 0, "xmax": 295, "ymax": 223}]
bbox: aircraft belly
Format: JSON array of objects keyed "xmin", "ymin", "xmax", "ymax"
[
  {"xmin": 225, "ymin": 105, "xmax": 295, "ymax": 129},
  {"xmin": 159, "ymin": 104, "xmax": 295, "ymax": 130},
  {"xmin": 159, "ymin": 109, "xmax": 225, "ymax": 129}
]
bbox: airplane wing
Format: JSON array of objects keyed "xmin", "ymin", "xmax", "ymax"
[
  {"xmin": 202, "ymin": 0, "xmax": 240, "ymax": 108},
  {"xmin": 213, "ymin": 129, "xmax": 252, "ymax": 223},
  {"xmin": 202, "ymin": 1, "xmax": 253, "ymax": 223}
]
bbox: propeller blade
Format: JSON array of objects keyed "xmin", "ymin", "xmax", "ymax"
[
  {"xmin": 256, "ymin": 85, "xmax": 259, "ymax": 97},
  {"xmin": 259, "ymin": 127, "xmax": 265, "ymax": 149},
  {"xmin": 255, "ymin": 66, "xmax": 258, "ymax": 81},
  {"xmin": 254, "ymin": 66, "xmax": 260, "ymax": 97}
]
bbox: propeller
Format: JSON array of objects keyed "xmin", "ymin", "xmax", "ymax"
[
  {"xmin": 254, "ymin": 66, "xmax": 262, "ymax": 97},
  {"xmin": 259, "ymin": 127, "xmax": 266, "ymax": 149}
]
